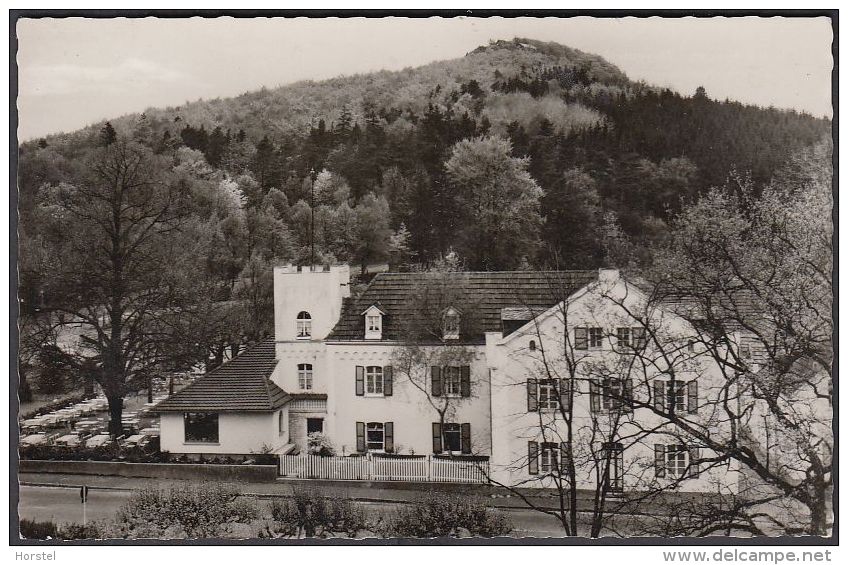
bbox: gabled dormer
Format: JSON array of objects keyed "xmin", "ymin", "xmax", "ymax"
[
  {"xmin": 442, "ymin": 306, "xmax": 461, "ymax": 340},
  {"xmin": 362, "ymin": 303, "xmax": 387, "ymax": 340}
]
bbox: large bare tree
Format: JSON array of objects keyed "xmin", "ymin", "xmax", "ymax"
[{"xmin": 37, "ymin": 140, "xmax": 189, "ymax": 435}]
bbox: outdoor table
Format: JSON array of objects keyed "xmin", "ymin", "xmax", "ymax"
[
  {"xmin": 123, "ymin": 434, "xmax": 146, "ymax": 447},
  {"xmin": 85, "ymin": 434, "xmax": 112, "ymax": 447},
  {"xmin": 21, "ymin": 434, "xmax": 48, "ymax": 446},
  {"xmin": 55, "ymin": 434, "xmax": 81, "ymax": 447}
]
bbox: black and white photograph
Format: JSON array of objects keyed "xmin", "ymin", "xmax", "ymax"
[{"xmin": 9, "ymin": 9, "xmax": 836, "ymax": 548}]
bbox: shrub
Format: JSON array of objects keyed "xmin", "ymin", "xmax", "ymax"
[
  {"xmin": 59, "ymin": 522, "xmax": 101, "ymax": 540},
  {"xmin": 269, "ymin": 487, "xmax": 366, "ymax": 538},
  {"xmin": 19, "ymin": 518, "xmax": 58, "ymax": 540},
  {"xmin": 115, "ymin": 483, "xmax": 258, "ymax": 538},
  {"xmin": 307, "ymin": 432, "xmax": 336, "ymax": 456},
  {"xmin": 382, "ymin": 493, "xmax": 512, "ymax": 538}
]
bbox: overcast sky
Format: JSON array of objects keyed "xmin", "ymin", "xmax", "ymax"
[{"xmin": 16, "ymin": 16, "xmax": 833, "ymax": 140}]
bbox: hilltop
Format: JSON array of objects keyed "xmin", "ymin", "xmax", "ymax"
[{"xmin": 20, "ymin": 37, "xmax": 830, "ymax": 274}]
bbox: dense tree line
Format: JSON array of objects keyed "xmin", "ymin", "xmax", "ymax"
[{"xmin": 17, "ymin": 39, "xmax": 831, "ymax": 407}]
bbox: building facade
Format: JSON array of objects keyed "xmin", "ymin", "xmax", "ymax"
[{"xmin": 155, "ymin": 264, "xmax": 750, "ymax": 493}]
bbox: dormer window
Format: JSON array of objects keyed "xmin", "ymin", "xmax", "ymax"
[
  {"xmin": 296, "ymin": 311, "xmax": 312, "ymax": 339},
  {"xmin": 443, "ymin": 307, "xmax": 460, "ymax": 340},
  {"xmin": 361, "ymin": 304, "xmax": 386, "ymax": 340}
]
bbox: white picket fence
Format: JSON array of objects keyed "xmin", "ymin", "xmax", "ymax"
[{"xmin": 279, "ymin": 453, "xmax": 490, "ymax": 484}]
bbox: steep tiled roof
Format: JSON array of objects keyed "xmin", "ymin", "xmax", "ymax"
[
  {"xmin": 153, "ymin": 340, "xmax": 290, "ymax": 412},
  {"xmin": 327, "ymin": 271, "xmax": 598, "ymax": 344}
]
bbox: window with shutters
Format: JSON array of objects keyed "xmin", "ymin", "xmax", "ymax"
[
  {"xmin": 366, "ymin": 422, "xmax": 384, "ymax": 451},
  {"xmin": 653, "ymin": 378, "xmax": 698, "ymax": 413},
  {"xmin": 616, "ymin": 327, "xmax": 631, "ymax": 348},
  {"xmin": 538, "ymin": 379, "xmax": 560, "ymax": 411},
  {"xmin": 296, "ymin": 311, "xmax": 312, "ymax": 339},
  {"xmin": 666, "ymin": 380, "xmax": 687, "ymax": 412},
  {"xmin": 666, "ymin": 444, "xmax": 689, "ymax": 477},
  {"xmin": 443, "ymin": 423, "xmax": 462, "ymax": 452},
  {"xmin": 617, "ymin": 327, "xmax": 647, "ymax": 350},
  {"xmin": 365, "ymin": 366, "xmax": 384, "ymax": 396},
  {"xmin": 443, "ymin": 366, "xmax": 462, "ymax": 396},
  {"xmin": 297, "ymin": 363, "xmax": 313, "ymax": 390},
  {"xmin": 589, "ymin": 327, "xmax": 604, "ymax": 348},
  {"xmin": 601, "ymin": 377, "xmax": 630, "ymax": 411},
  {"xmin": 602, "ymin": 442, "xmax": 624, "ymax": 492},
  {"xmin": 540, "ymin": 442, "xmax": 560, "ymax": 473}
]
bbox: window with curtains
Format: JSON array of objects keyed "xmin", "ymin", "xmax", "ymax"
[
  {"xmin": 443, "ymin": 366, "xmax": 462, "ymax": 396},
  {"xmin": 296, "ymin": 311, "xmax": 312, "ymax": 339},
  {"xmin": 365, "ymin": 366, "xmax": 384, "ymax": 396},
  {"xmin": 655, "ymin": 444, "xmax": 700, "ymax": 478},
  {"xmin": 366, "ymin": 422, "xmax": 384, "ymax": 451},
  {"xmin": 538, "ymin": 379, "xmax": 559, "ymax": 411},
  {"xmin": 653, "ymin": 378, "xmax": 698, "ymax": 414},
  {"xmin": 297, "ymin": 363, "xmax": 313, "ymax": 390}
]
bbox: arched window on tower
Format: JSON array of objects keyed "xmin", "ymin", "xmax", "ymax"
[{"xmin": 296, "ymin": 311, "xmax": 312, "ymax": 339}]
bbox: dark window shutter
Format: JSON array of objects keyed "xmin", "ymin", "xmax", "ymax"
[
  {"xmin": 432, "ymin": 423, "xmax": 442, "ymax": 454},
  {"xmin": 590, "ymin": 379, "xmax": 601, "ymax": 412},
  {"xmin": 528, "ymin": 441, "xmax": 539, "ymax": 475},
  {"xmin": 383, "ymin": 365, "xmax": 393, "ymax": 396},
  {"xmin": 355, "ymin": 366, "xmax": 364, "ymax": 396},
  {"xmin": 356, "ymin": 422, "xmax": 365, "ymax": 452},
  {"xmin": 633, "ymin": 327, "xmax": 646, "ymax": 349},
  {"xmin": 460, "ymin": 423, "xmax": 472, "ymax": 454},
  {"xmin": 559, "ymin": 442, "xmax": 569, "ymax": 472},
  {"xmin": 431, "ymin": 366, "xmax": 442, "ymax": 397},
  {"xmin": 574, "ymin": 327, "xmax": 588, "ymax": 350},
  {"xmin": 687, "ymin": 380, "xmax": 698, "ymax": 414},
  {"xmin": 460, "ymin": 365, "xmax": 471, "ymax": 397},
  {"xmin": 623, "ymin": 378, "xmax": 634, "ymax": 412},
  {"xmin": 559, "ymin": 378, "xmax": 572, "ymax": 412},
  {"xmin": 527, "ymin": 378, "xmax": 538, "ymax": 412},
  {"xmin": 653, "ymin": 380, "xmax": 665, "ymax": 411},
  {"xmin": 654, "ymin": 444, "xmax": 666, "ymax": 478},
  {"xmin": 384, "ymin": 422, "xmax": 394, "ymax": 453},
  {"xmin": 688, "ymin": 446, "xmax": 700, "ymax": 478}
]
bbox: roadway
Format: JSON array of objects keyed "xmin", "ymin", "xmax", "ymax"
[{"xmin": 18, "ymin": 485, "xmax": 572, "ymax": 538}]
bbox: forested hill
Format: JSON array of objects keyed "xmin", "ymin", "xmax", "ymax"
[{"xmin": 20, "ymin": 37, "xmax": 831, "ymax": 279}]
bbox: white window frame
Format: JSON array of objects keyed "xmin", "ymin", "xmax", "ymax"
[
  {"xmin": 588, "ymin": 327, "xmax": 604, "ymax": 349},
  {"xmin": 364, "ymin": 306, "xmax": 383, "ymax": 340},
  {"xmin": 443, "ymin": 423, "xmax": 462, "ymax": 453},
  {"xmin": 666, "ymin": 444, "xmax": 689, "ymax": 477},
  {"xmin": 601, "ymin": 377, "xmax": 626, "ymax": 411},
  {"xmin": 278, "ymin": 411, "xmax": 286, "ymax": 436},
  {"xmin": 297, "ymin": 363, "xmax": 313, "ymax": 391},
  {"xmin": 540, "ymin": 442, "xmax": 560, "ymax": 473},
  {"xmin": 443, "ymin": 366, "xmax": 462, "ymax": 397},
  {"xmin": 538, "ymin": 379, "xmax": 560, "ymax": 411},
  {"xmin": 296, "ymin": 311, "xmax": 312, "ymax": 339},
  {"xmin": 666, "ymin": 380, "xmax": 687, "ymax": 412},
  {"xmin": 443, "ymin": 309, "xmax": 460, "ymax": 340},
  {"xmin": 366, "ymin": 422, "xmax": 385, "ymax": 451},
  {"xmin": 616, "ymin": 327, "xmax": 631, "ymax": 348},
  {"xmin": 602, "ymin": 442, "xmax": 624, "ymax": 492},
  {"xmin": 365, "ymin": 366, "xmax": 384, "ymax": 396}
]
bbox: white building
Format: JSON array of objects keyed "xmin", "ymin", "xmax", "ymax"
[{"xmin": 154, "ymin": 264, "xmax": 751, "ymax": 494}]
